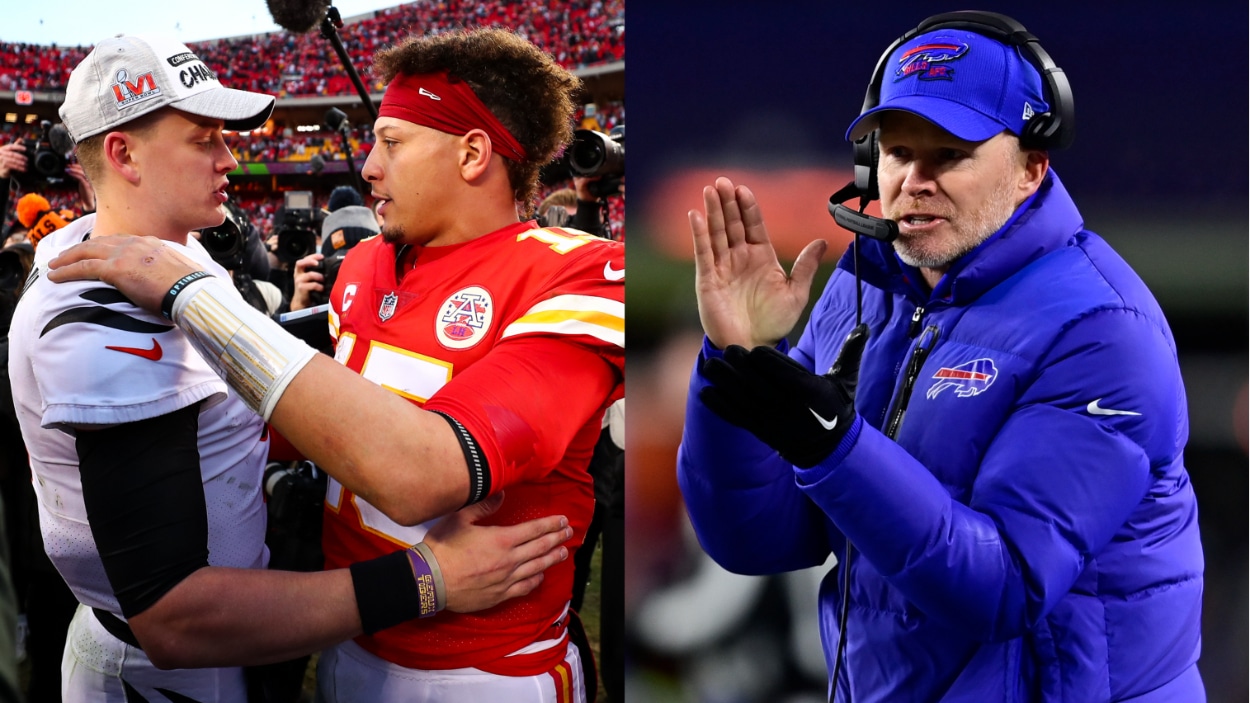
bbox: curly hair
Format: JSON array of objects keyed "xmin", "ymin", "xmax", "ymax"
[{"xmin": 373, "ymin": 27, "xmax": 581, "ymax": 215}]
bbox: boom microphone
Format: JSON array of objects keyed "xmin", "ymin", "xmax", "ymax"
[
  {"xmin": 827, "ymin": 182, "xmax": 898, "ymax": 242},
  {"xmin": 266, "ymin": 0, "xmax": 332, "ymax": 33}
]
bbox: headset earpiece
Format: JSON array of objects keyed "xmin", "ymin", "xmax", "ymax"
[{"xmin": 852, "ymin": 132, "xmax": 879, "ymax": 202}]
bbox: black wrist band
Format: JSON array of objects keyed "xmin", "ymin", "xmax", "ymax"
[
  {"xmin": 350, "ymin": 549, "xmax": 424, "ymax": 635},
  {"xmin": 161, "ymin": 271, "xmax": 211, "ymax": 320}
]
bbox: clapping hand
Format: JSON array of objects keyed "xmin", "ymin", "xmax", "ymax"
[
  {"xmin": 690, "ymin": 177, "xmax": 827, "ymax": 350},
  {"xmin": 701, "ymin": 324, "xmax": 869, "ymax": 468}
]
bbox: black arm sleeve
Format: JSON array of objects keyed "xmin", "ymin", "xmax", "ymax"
[
  {"xmin": 427, "ymin": 410, "xmax": 491, "ymax": 506},
  {"xmin": 75, "ymin": 403, "xmax": 210, "ymax": 618}
]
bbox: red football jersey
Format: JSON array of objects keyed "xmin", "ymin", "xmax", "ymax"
[{"xmin": 321, "ymin": 221, "xmax": 624, "ymax": 674}]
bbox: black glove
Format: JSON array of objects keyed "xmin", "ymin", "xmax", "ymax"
[{"xmin": 700, "ymin": 323, "xmax": 868, "ymax": 468}]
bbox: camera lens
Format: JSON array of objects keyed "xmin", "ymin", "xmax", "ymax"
[
  {"xmin": 202, "ymin": 227, "xmax": 238, "ymax": 256},
  {"xmin": 570, "ymin": 139, "xmax": 606, "ymax": 173},
  {"xmin": 277, "ymin": 228, "xmax": 317, "ymax": 264},
  {"xmin": 568, "ymin": 129, "xmax": 624, "ymax": 177},
  {"xmin": 34, "ymin": 149, "xmax": 64, "ymax": 177}
]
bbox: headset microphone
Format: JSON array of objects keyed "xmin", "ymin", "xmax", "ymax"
[{"xmin": 827, "ymin": 183, "xmax": 898, "ymax": 244}]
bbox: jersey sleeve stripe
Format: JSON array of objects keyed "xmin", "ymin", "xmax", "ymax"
[
  {"xmin": 520, "ymin": 294, "xmax": 623, "ymax": 317},
  {"xmin": 501, "ymin": 318, "xmax": 624, "ymax": 348},
  {"xmin": 511, "ymin": 309, "xmax": 623, "ymax": 333},
  {"xmin": 500, "ymin": 295, "xmax": 624, "ymax": 347}
]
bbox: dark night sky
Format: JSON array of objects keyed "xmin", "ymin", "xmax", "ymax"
[{"xmin": 627, "ymin": 2, "xmax": 1249, "ymax": 212}]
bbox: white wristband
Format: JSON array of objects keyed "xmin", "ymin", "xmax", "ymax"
[{"xmin": 171, "ymin": 277, "xmax": 317, "ymax": 420}]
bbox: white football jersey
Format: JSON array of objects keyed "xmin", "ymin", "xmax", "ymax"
[{"xmin": 7, "ymin": 214, "xmax": 269, "ymax": 615}]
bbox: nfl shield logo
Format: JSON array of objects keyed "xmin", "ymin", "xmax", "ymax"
[{"xmin": 378, "ymin": 292, "xmax": 398, "ymax": 321}]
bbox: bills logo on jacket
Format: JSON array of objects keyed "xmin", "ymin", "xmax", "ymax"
[
  {"xmin": 926, "ymin": 358, "xmax": 997, "ymax": 399},
  {"xmin": 436, "ymin": 286, "xmax": 493, "ymax": 349}
]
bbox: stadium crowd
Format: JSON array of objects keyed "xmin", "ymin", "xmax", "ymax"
[{"xmin": 0, "ymin": 0, "xmax": 623, "ymax": 96}]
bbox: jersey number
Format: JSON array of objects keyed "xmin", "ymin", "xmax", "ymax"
[
  {"xmin": 325, "ymin": 338, "xmax": 453, "ymax": 546},
  {"xmin": 516, "ymin": 227, "xmax": 598, "ymax": 254}
]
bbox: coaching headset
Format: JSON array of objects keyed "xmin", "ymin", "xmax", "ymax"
[{"xmin": 828, "ymin": 10, "xmax": 1075, "ymax": 242}]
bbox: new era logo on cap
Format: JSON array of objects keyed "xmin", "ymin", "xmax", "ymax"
[{"xmin": 60, "ymin": 34, "xmax": 274, "ymax": 143}]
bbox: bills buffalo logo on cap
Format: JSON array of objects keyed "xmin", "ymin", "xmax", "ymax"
[
  {"xmin": 895, "ymin": 40, "xmax": 970, "ymax": 81},
  {"xmin": 110, "ymin": 68, "xmax": 162, "ymax": 110},
  {"xmin": 436, "ymin": 286, "xmax": 493, "ymax": 350},
  {"xmin": 926, "ymin": 358, "xmax": 997, "ymax": 399}
]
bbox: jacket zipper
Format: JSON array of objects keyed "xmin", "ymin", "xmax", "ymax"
[
  {"xmin": 907, "ymin": 305, "xmax": 925, "ymax": 338},
  {"xmin": 833, "ymin": 307, "xmax": 937, "ymax": 703},
  {"xmin": 884, "ymin": 322, "xmax": 939, "ymax": 439}
]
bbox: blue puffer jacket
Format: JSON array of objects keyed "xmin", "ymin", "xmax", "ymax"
[{"xmin": 678, "ymin": 171, "xmax": 1204, "ymax": 702}]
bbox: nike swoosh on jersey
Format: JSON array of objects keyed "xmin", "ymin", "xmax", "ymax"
[
  {"xmin": 1086, "ymin": 398, "xmax": 1141, "ymax": 416},
  {"xmin": 105, "ymin": 338, "xmax": 163, "ymax": 361},
  {"xmin": 809, "ymin": 408, "xmax": 838, "ymax": 430},
  {"xmin": 604, "ymin": 261, "xmax": 625, "ymax": 281}
]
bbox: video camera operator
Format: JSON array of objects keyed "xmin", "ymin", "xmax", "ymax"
[
  {"xmin": 537, "ymin": 126, "xmax": 623, "ymax": 240},
  {"xmin": 266, "ymin": 190, "xmax": 323, "ymax": 302},
  {"xmin": 1, "ymin": 122, "xmax": 95, "ymax": 225}
]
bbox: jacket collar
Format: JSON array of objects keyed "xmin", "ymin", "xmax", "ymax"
[{"xmin": 838, "ymin": 169, "xmax": 1085, "ymax": 304}]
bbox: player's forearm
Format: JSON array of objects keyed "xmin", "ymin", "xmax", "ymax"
[
  {"xmin": 130, "ymin": 566, "xmax": 361, "ymax": 669},
  {"xmin": 165, "ymin": 276, "xmax": 471, "ymax": 524},
  {"xmin": 270, "ymin": 353, "xmax": 470, "ymax": 525}
]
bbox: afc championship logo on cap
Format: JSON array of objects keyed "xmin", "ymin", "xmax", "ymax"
[
  {"xmin": 110, "ymin": 68, "xmax": 162, "ymax": 110},
  {"xmin": 167, "ymin": 51, "xmax": 220, "ymax": 90}
]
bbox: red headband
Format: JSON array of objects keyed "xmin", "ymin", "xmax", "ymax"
[{"xmin": 379, "ymin": 71, "xmax": 527, "ymax": 161}]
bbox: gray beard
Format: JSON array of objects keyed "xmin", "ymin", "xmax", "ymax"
[{"xmin": 893, "ymin": 178, "xmax": 1020, "ymax": 270}]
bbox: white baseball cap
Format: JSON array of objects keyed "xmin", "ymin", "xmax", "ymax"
[{"xmin": 59, "ymin": 34, "xmax": 275, "ymax": 142}]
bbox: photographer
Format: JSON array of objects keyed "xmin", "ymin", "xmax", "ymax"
[
  {"xmin": 538, "ymin": 127, "xmax": 623, "ymax": 241},
  {"xmin": 537, "ymin": 175, "xmax": 621, "ymax": 240},
  {"xmin": 288, "ymin": 185, "xmax": 379, "ymax": 313},
  {"xmin": 266, "ymin": 190, "xmax": 323, "ymax": 302}
]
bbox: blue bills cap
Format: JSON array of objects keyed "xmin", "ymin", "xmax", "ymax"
[{"xmin": 846, "ymin": 28, "xmax": 1049, "ymax": 143}]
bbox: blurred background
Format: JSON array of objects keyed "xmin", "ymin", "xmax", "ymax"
[{"xmin": 625, "ymin": 2, "xmax": 1248, "ymax": 702}]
